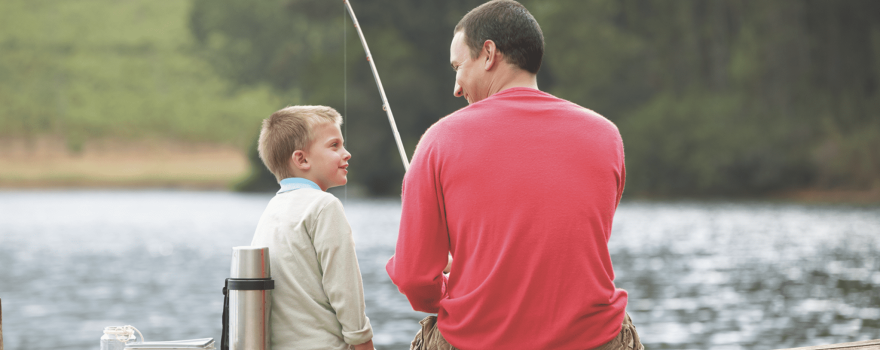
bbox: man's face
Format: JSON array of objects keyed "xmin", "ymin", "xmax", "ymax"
[
  {"xmin": 305, "ymin": 122, "xmax": 350, "ymax": 191},
  {"xmin": 450, "ymin": 31, "xmax": 485, "ymax": 104}
]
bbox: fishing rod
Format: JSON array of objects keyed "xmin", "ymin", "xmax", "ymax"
[{"xmin": 343, "ymin": 0, "xmax": 410, "ymax": 172}]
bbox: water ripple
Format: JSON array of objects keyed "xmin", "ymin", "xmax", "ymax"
[{"xmin": 0, "ymin": 191, "xmax": 878, "ymax": 349}]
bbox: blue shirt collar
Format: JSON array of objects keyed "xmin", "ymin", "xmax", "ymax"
[{"xmin": 277, "ymin": 177, "xmax": 321, "ymax": 194}]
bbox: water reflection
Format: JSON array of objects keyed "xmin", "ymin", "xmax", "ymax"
[
  {"xmin": 0, "ymin": 191, "xmax": 877, "ymax": 350},
  {"xmin": 611, "ymin": 202, "xmax": 880, "ymax": 349}
]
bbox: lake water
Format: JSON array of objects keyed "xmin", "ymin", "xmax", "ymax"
[{"xmin": 0, "ymin": 190, "xmax": 878, "ymax": 350}]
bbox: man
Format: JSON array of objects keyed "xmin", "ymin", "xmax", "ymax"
[{"xmin": 386, "ymin": 1, "xmax": 643, "ymax": 349}]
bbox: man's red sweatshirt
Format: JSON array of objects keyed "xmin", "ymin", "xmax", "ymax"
[{"xmin": 386, "ymin": 87, "xmax": 628, "ymax": 349}]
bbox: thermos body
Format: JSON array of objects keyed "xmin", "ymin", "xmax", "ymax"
[
  {"xmin": 224, "ymin": 246, "xmax": 274, "ymax": 350},
  {"xmin": 229, "ymin": 289, "xmax": 271, "ymax": 350}
]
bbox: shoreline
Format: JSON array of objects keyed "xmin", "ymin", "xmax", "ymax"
[
  {"xmin": 626, "ymin": 189, "xmax": 880, "ymax": 206},
  {"xmin": 2, "ymin": 180, "xmax": 877, "ymax": 205},
  {"xmin": 1, "ymin": 138, "xmax": 877, "ymax": 205},
  {"xmin": 770, "ymin": 188, "xmax": 880, "ymax": 206},
  {"xmin": 0, "ymin": 177, "xmax": 236, "ymax": 190},
  {"xmin": 0, "ymin": 137, "xmax": 249, "ymax": 191}
]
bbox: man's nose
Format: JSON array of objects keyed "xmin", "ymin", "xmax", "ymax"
[{"xmin": 453, "ymin": 82, "xmax": 463, "ymax": 97}]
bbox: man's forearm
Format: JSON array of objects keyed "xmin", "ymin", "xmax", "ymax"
[{"xmin": 386, "ymin": 254, "xmax": 449, "ymax": 313}]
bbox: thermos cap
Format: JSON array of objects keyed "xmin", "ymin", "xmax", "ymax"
[{"xmin": 230, "ymin": 246, "xmax": 271, "ymax": 279}]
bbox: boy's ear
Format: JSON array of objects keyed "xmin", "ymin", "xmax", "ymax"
[{"xmin": 292, "ymin": 150, "xmax": 310, "ymax": 171}]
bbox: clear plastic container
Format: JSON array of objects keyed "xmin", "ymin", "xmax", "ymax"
[{"xmin": 101, "ymin": 326, "xmax": 141, "ymax": 350}]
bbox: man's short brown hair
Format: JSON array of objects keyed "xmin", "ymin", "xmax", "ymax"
[
  {"xmin": 454, "ymin": 0, "xmax": 544, "ymax": 74},
  {"xmin": 258, "ymin": 105, "xmax": 343, "ymax": 182}
]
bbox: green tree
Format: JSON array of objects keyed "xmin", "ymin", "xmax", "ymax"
[
  {"xmin": 190, "ymin": 0, "xmax": 486, "ymax": 194},
  {"xmin": 192, "ymin": 0, "xmax": 880, "ymax": 196}
]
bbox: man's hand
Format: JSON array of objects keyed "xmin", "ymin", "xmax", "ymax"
[
  {"xmin": 352, "ymin": 339, "xmax": 374, "ymax": 350},
  {"xmin": 443, "ymin": 253, "xmax": 453, "ymax": 274}
]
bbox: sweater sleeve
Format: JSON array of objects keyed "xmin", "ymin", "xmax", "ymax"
[
  {"xmin": 312, "ymin": 197, "xmax": 373, "ymax": 345},
  {"xmin": 616, "ymin": 140, "xmax": 626, "ymax": 209},
  {"xmin": 385, "ymin": 131, "xmax": 450, "ymax": 313}
]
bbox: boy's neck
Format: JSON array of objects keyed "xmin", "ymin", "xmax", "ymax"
[
  {"xmin": 278, "ymin": 177, "xmax": 322, "ymax": 193},
  {"xmin": 290, "ymin": 165, "xmax": 326, "ymax": 191}
]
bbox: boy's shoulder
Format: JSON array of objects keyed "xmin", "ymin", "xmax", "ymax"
[
  {"xmin": 288, "ymin": 187, "xmax": 340, "ymax": 203},
  {"xmin": 309, "ymin": 190, "xmax": 343, "ymax": 213},
  {"xmin": 268, "ymin": 188, "xmax": 342, "ymax": 216}
]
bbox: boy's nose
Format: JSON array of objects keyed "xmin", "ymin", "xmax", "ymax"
[{"xmin": 342, "ymin": 149, "xmax": 351, "ymax": 161}]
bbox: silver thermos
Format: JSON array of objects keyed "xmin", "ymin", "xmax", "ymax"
[{"xmin": 222, "ymin": 246, "xmax": 274, "ymax": 350}]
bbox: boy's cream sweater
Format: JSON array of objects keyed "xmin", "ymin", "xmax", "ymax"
[{"xmin": 251, "ymin": 187, "xmax": 372, "ymax": 350}]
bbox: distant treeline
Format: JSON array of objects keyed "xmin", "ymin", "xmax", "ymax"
[
  {"xmin": 2, "ymin": 0, "xmax": 877, "ymax": 196},
  {"xmin": 191, "ymin": 0, "xmax": 880, "ymax": 196}
]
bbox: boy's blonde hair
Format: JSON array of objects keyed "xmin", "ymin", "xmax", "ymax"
[{"xmin": 258, "ymin": 105, "xmax": 343, "ymax": 182}]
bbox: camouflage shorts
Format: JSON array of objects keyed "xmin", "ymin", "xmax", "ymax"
[
  {"xmin": 410, "ymin": 315, "xmax": 460, "ymax": 350},
  {"xmin": 409, "ymin": 313, "xmax": 644, "ymax": 350},
  {"xmin": 594, "ymin": 313, "xmax": 645, "ymax": 350}
]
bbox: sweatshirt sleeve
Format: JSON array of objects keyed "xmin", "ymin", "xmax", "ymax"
[
  {"xmin": 311, "ymin": 197, "xmax": 373, "ymax": 345},
  {"xmin": 385, "ymin": 130, "xmax": 450, "ymax": 313},
  {"xmin": 616, "ymin": 137, "xmax": 626, "ymax": 209}
]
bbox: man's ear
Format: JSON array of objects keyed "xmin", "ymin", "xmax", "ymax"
[
  {"xmin": 292, "ymin": 150, "xmax": 310, "ymax": 171},
  {"xmin": 482, "ymin": 40, "xmax": 498, "ymax": 71}
]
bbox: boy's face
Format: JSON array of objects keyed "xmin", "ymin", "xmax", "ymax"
[{"xmin": 303, "ymin": 122, "xmax": 350, "ymax": 191}]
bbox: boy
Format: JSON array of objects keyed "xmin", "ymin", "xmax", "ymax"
[{"xmin": 250, "ymin": 105, "xmax": 374, "ymax": 350}]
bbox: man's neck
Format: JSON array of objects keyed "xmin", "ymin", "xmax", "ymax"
[{"xmin": 484, "ymin": 65, "xmax": 538, "ymax": 98}]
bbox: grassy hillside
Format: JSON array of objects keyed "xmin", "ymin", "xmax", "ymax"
[{"xmin": 0, "ymin": 0, "xmax": 284, "ymax": 151}]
